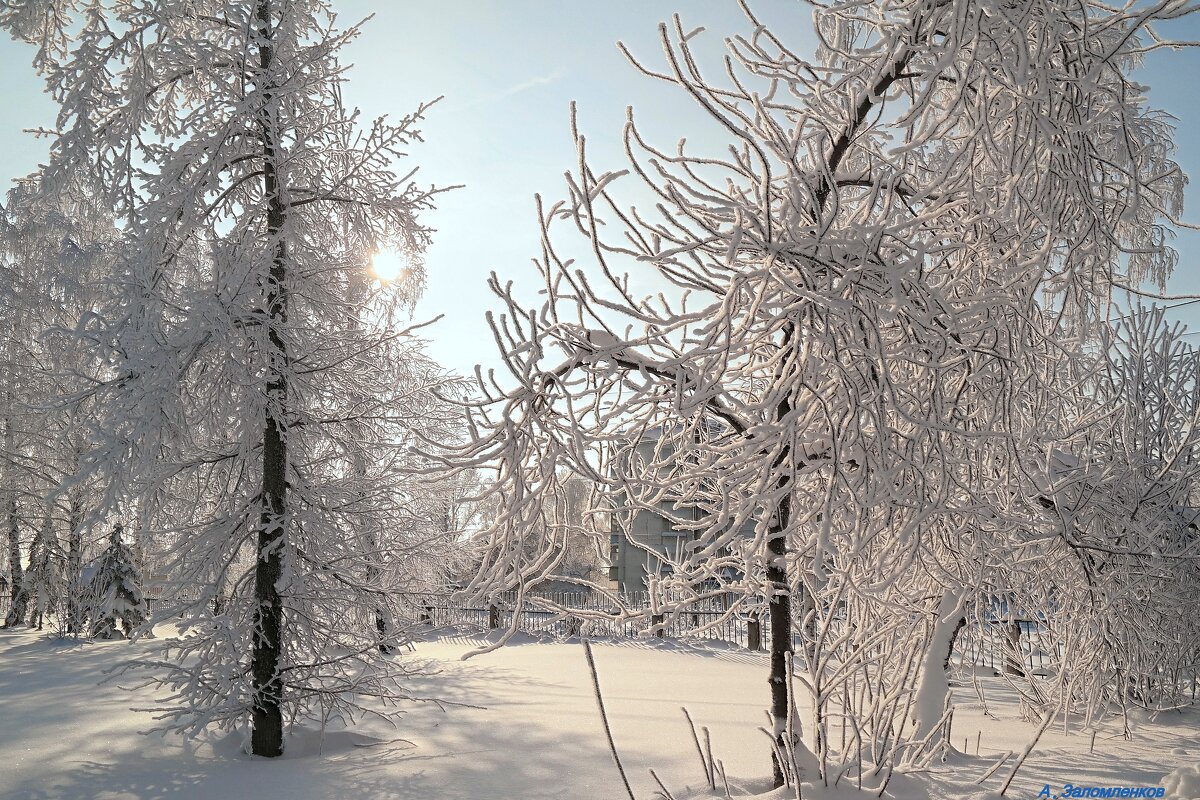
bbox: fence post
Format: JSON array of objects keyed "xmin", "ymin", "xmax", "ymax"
[
  {"xmin": 651, "ymin": 613, "xmax": 664, "ymax": 638},
  {"xmin": 489, "ymin": 603, "xmax": 500, "ymax": 630},
  {"xmin": 747, "ymin": 616, "xmax": 762, "ymax": 652}
]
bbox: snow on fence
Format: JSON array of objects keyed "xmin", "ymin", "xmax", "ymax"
[
  {"xmin": 956, "ymin": 617, "xmax": 1056, "ymax": 676},
  {"xmin": 413, "ymin": 591, "xmax": 1053, "ymax": 673},
  {"xmin": 417, "ymin": 591, "xmax": 750, "ymax": 647},
  {"xmin": 0, "ymin": 586, "xmax": 1051, "ymax": 677}
]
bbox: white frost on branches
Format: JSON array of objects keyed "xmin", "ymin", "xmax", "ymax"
[
  {"xmin": 432, "ymin": 0, "xmax": 1198, "ymax": 787},
  {"xmin": 3, "ymin": 0, "xmax": 464, "ymax": 752}
]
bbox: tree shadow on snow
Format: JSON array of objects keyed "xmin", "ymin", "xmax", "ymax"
[{"xmin": 0, "ymin": 715, "xmax": 629, "ymax": 800}]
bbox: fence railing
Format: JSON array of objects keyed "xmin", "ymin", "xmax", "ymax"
[
  {"xmin": 0, "ymin": 586, "xmax": 1051, "ymax": 677},
  {"xmin": 957, "ymin": 618, "xmax": 1055, "ymax": 675},
  {"xmin": 414, "ymin": 591, "xmax": 1053, "ymax": 673},
  {"xmin": 418, "ymin": 590, "xmax": 752, "ymax": 647}
]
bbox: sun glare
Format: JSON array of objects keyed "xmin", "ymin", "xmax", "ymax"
[{"xmin": 370, "ymin": 248, "xmax": 409, "ymax": 283}]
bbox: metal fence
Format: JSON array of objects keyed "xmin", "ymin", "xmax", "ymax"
[
  {"xmin": 415, "ymin": 591, "xmax": 1057, "ymax": 672},
  {"xmin": 957, "ymin": 617, "xmax": 1055, "ymax": 675},
  {"xmin": 0, "ymin": 585, "xmax": 1049, "ymax": 677},
  {"xmin": 418, "ymin": 591, "xmax": 752, "ymax": 647},
  {"xmin": 412, "ymin": 592, "xmax": 748, "ymax": 647}
]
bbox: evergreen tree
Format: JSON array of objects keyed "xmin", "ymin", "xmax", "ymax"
[
  {"xmin": 5, "ymin": 0, "xmax": 455, "ymax": 755},
  {"xmin": 23, "ymin": 516, "xmax": 61, "ymax": 630},
  {"xmin": 0, "ymin": 175, "xmax": 118, "ymax": 636},
  {"xmin": 84, "ymin": 524, "xmax": 145, "ymax": 640}
]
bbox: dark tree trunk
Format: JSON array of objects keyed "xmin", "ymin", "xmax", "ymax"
[
  {"xmin": 250, "ymin": 0, "xmax": 288, "ymax": 759},
  {"xmin": 65, "ymin": 489, "xmax": 84, "ymax": 634},
  {"xmin": 212, "ymin": 567, "xmax": 227, "ymax": 617},
  {"xmin": 766, "ymin": 324, "xmax": 805, "ymax": 790},
  {"xmin": 945, "ymin": 614, "xmax": 967, "ymax": 673},
  {"xmin": 24, "ymin": 524, "xmax": 44, "ymax": 629},
  {"xmin": 768, "ymin": 492, "xmax": 793, "ymax": 788},
  {"xmin": 375, "ymin": 612, "xmax": 393, "ymax": 653},
  {"xmin": 365, "ymin": 531, "xmax": 393, "ymax": 654},
  {"xmin": 4, "ymin": 497, "xmax": 27, "ymax": 629},
  {"xmin": 2, "ymin": 411, "xmax": 25, "ymax": 629},
  {"xmin": 747, "ymin": 614, "xmax": 762, "ymax": 652},
  {"xmin": 1004, "ymin": 617, "xmax": 1025, "ymax": 677}
]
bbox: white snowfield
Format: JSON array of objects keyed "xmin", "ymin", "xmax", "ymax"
[{"xmin": 0, "ymin": 628, "xmax": 1196, "ymax": 800}]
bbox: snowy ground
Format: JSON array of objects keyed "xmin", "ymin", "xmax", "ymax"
[{"xmin": 0, "ymin": 627, "xmax": 1197, "ymax": 800}]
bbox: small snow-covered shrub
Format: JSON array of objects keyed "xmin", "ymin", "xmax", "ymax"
[{"xmin": 84, "ymin": 525, "xmax": 145, "ymax": 640}]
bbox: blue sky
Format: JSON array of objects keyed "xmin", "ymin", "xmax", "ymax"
[{"xmin": 2, "ymin": 2, "xmax": 1199, "ymax": 377}]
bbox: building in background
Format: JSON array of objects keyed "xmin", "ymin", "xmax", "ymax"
[{"xmin": 607, "ymin": 425, "xmax": 750, "ymax": 594}]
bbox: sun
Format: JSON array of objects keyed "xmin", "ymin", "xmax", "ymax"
[{"xmin": 370, "ymin": 247, "xmax": 409, "ymax": 283}]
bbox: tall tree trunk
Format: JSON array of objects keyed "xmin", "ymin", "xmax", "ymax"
[
  {"xmin": 912, "ymin": 590, "xmax": 966, "ymax": 741},
  {"xmin": 4, "ymin": 496, "xmax": 26, "ymax": 628},
  {"xmin": 65, "ymin": 479, "xmax": 84, "ymax": 634},
  {"xmin": 3, "ymin": 412, "xmax": 27, "ymax": 629},
  {"xmin": 365, "ymin": 529, "xmax": 393, "ymax": 654},
  {"xmin": 250, "ymin": 0, "xmax": 288, "ymax": 758},
  {"xmin": 24, "ymin": 520, "xmax": 45, "ymax": 628},
  {"xmin": 1004, "ymin": 616, "xmax": 1025, "ymax": 677},
  {"xmin": 767, "ymin": 492, "xmax": 793, "ymax": 787},
  {"xmin": 766, "ymin": 325, "xmax": 814, "ymax": 789}
]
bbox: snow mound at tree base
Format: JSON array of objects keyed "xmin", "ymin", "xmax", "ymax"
[
  {"xmin": 209, "ymin": 725, "xmax": 415, "ymax": 760},
  {"xmin": 1160, "ymin": 763, "xmax": 1200, "ymax": 800}
]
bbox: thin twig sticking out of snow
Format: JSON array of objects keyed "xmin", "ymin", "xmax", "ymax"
[
  {"xmin": 704, "ymin": 727, "xmax": 715, "ymax": 791},
  {"xmin": 999, "ymin": 711, "xmax": 1055, "ymax": 796},
  {"xmin": 976, "ymin": 751, "xmax": 1013, "ymax": 785},
  {"xmin": 648, "ymin": 769, "xmax": 676, "ymax": 800},
  {"xmin": 582, "ymin": 639, "xmax": 637, "ymax": 800},
  {"xmin": 717, "ymin": 759, "xmax": 733, "ymax": 800},
  {"xmin": 681, "ymin": 707, "xmax": 713, "ymax": 788}
]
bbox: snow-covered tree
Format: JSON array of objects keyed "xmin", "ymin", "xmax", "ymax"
[
  {"xmin": 1009, "ymin": 307, "xmax": 1200, "ymax": 722},
  {"xmin": 438, "ymin": 0, "xmax": 1193, "ymax": 788},
  {"xmin": 466, "ymin": 471, "xmax": 607, "ymax": 593},
  {"xmin": 83, "ymin": 523, "xmax": 145, "ymax": 639},
  {"xmin": 0, "ymin": 173, "xmax": 119, "ymax": 636},
  {"xmin": 2, "ymin": 502, "xmax": 28, "ymax": 629},
  {"xmin": 22, "ymin": 515, "xmax": 61, "ymax": 629},
  {"xmin": 6, "ymin": 0, "xmax": 456, "ymax": 756},
  {"xmin": 0, "ymin": 194, "xmax": 40, "ymax": 630}
]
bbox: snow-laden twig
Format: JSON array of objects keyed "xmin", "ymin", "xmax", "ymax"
[{"xmin": 583, "ymin": 639, "xmax": 637, "ymax": 800}]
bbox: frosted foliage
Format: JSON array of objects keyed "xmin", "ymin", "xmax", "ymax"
[
  {"xmin": 84, "ymin": 525, "xmax": 146, "ymax": 640},
  {"xmin": 997, "ymin": 308, "xmax": 1200, "ymax": 722},
  {"xmin": 24, "ymin": 518, "xmax": 62, "ymax": 627},
  {"xmin": 1, "ymin": 173, "xmax": 120, "ymax": 637},
  {"xmin": 431, "ymin": 0, "xmax": 1197, "ymax": 784},
  {"xmin": 4, "ymin": 0, "xmax": 462, "ymax": 744}
]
